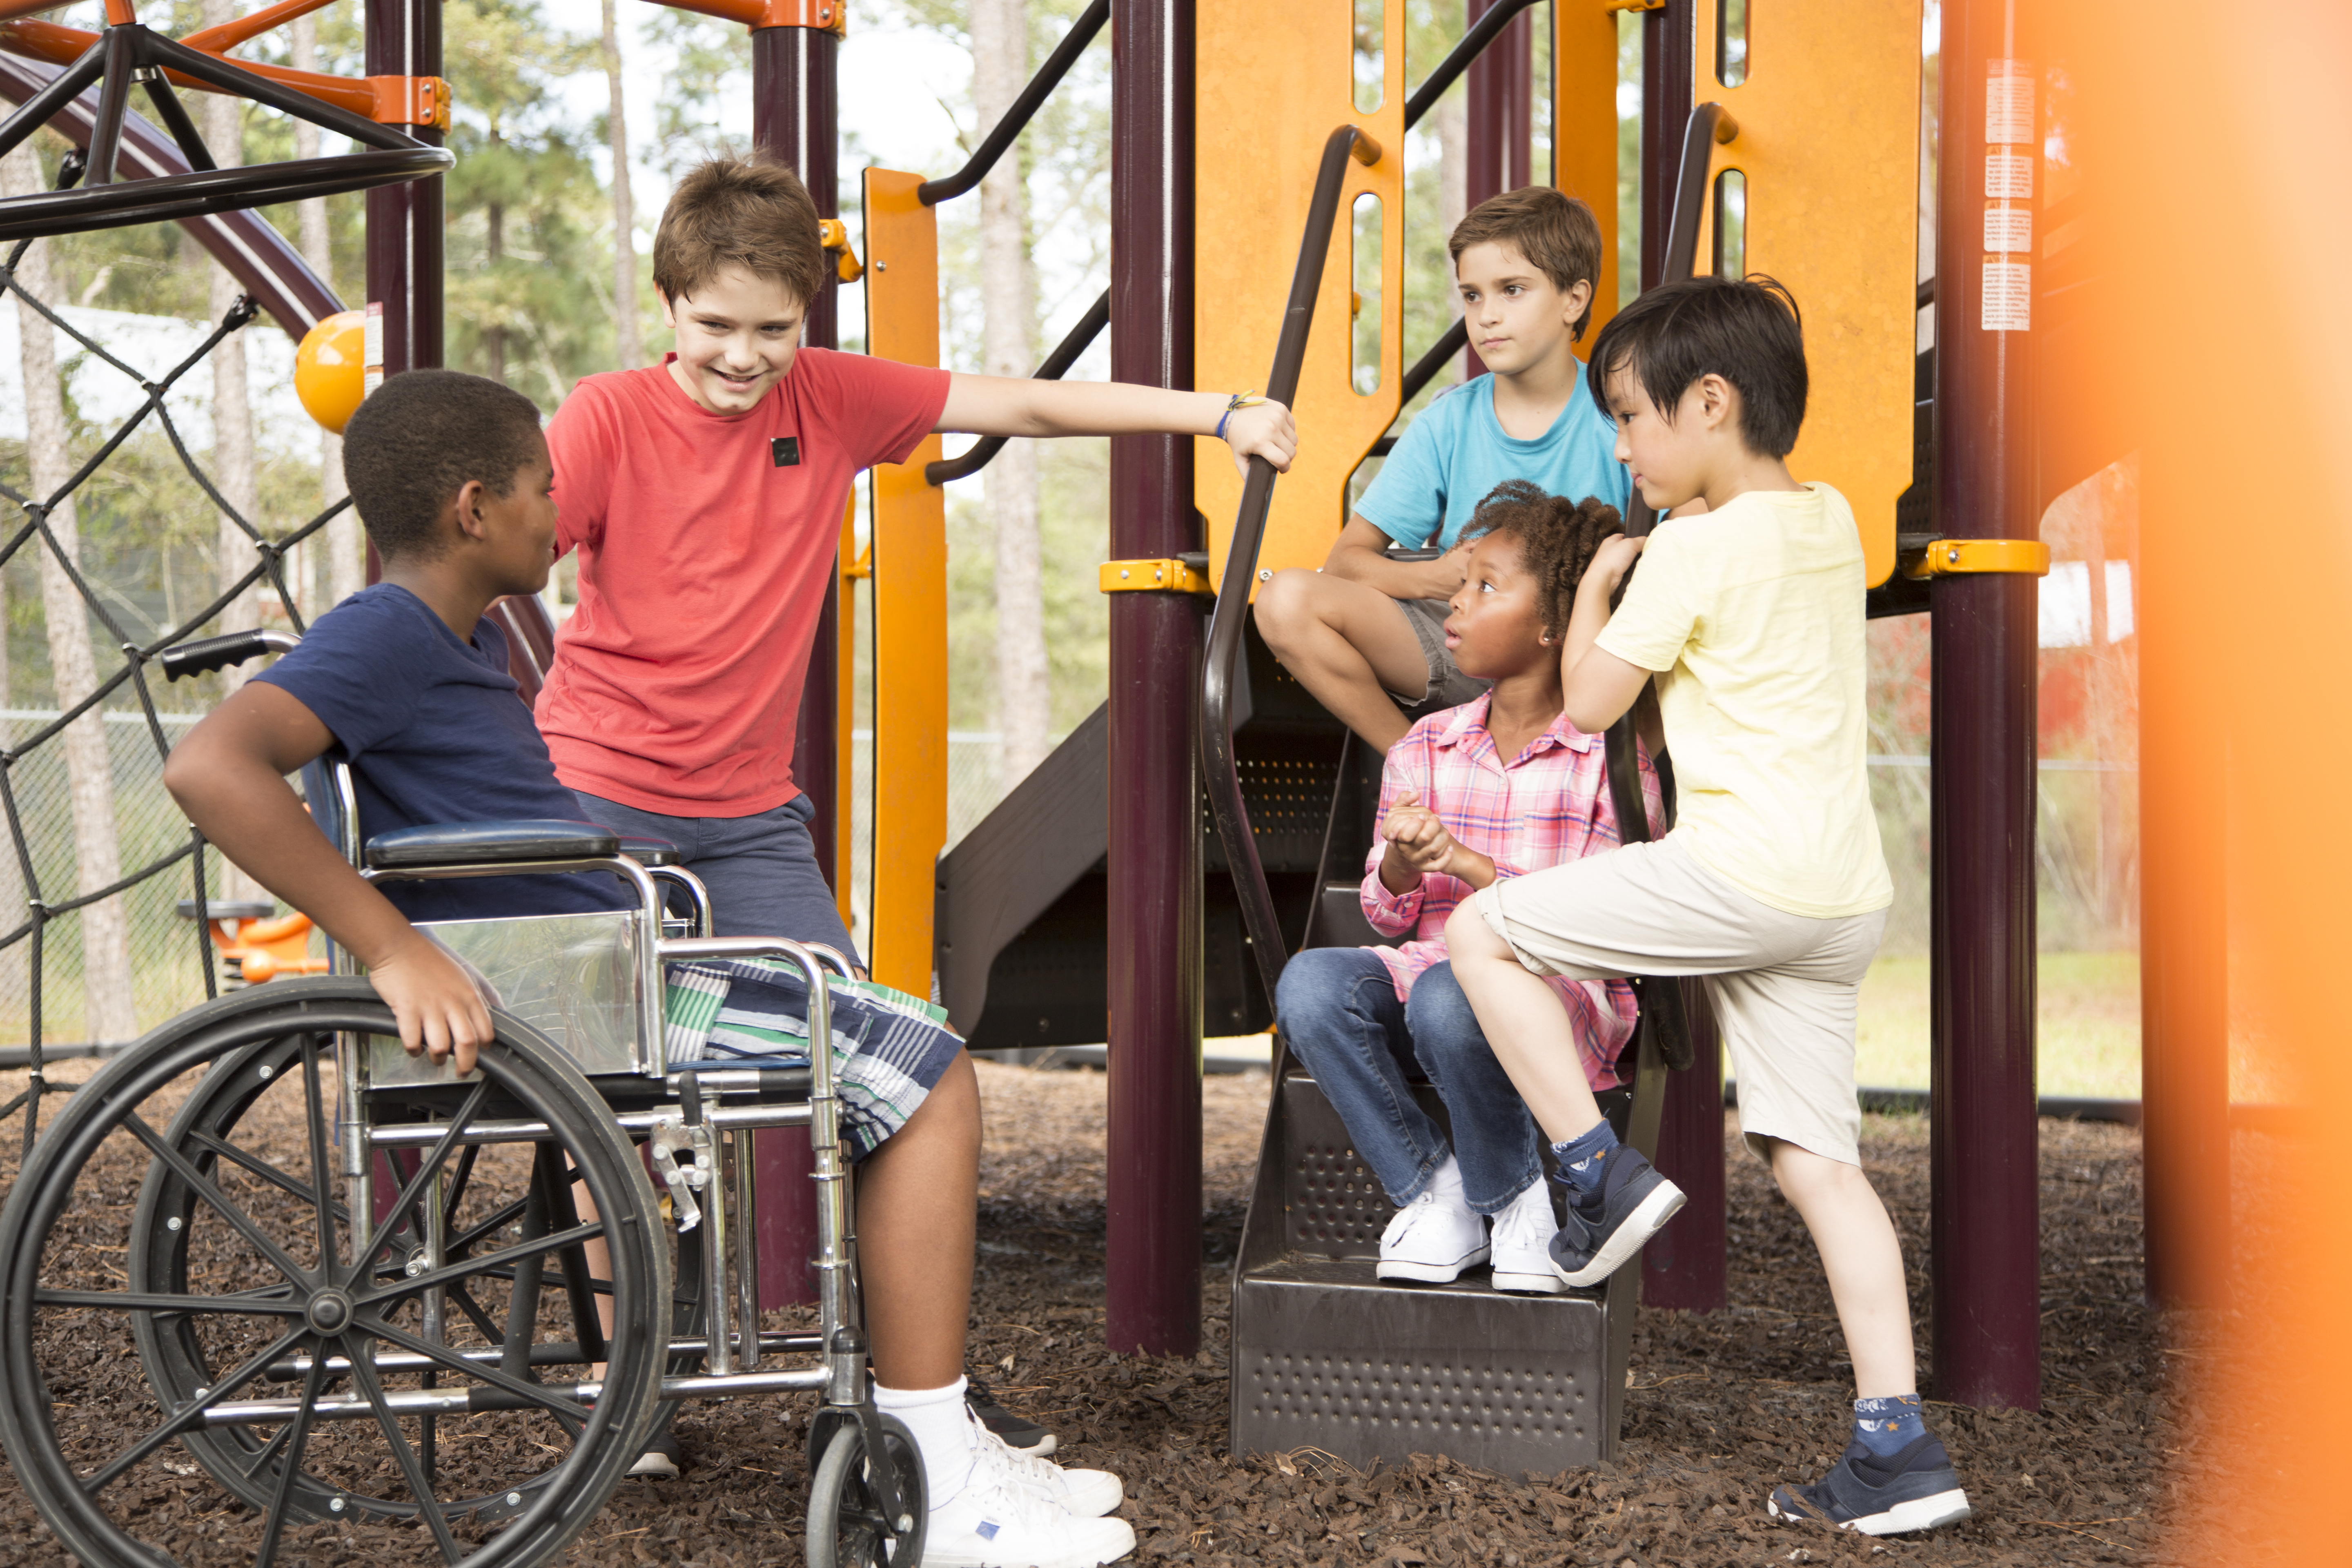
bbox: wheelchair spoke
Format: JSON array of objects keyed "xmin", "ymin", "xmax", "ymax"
[
  {"xmin": 78, "ymin": 1324, "xmax": 306, "ymax": 1495},
  {"xmin": 356, "ymin": 1219, "xmax": 604, "ymax": 1312},
  {"xmin": 184, "ymin": 1126, "xmax": 349, "ymax": 1225},
  {"xmin": 345, "ymin": 1352, "xmax": 466, "ymax": 1564},
  {"xmin": 443, "ymin": 1192, "xmax": 527, "ymax": 1260},
  {"xmin": 361, "ymin": 1314, "xmax": 593, "ymax": 1425},
  {"xmin": 300, "ymin": 1037, "xmax": 339, "ymax": 1271},
  {"xmin": 237, "ymin": 1417, "xmax": 298, "ymax": 1481},
  {"xmin": 34, "ymin": 1285, "xmax": 300, "ymax": 1316},
  {"xmin": 354, "ymin": 1079, "xmax": 492, "ymax": 1280},
  {"xmin": 119, "ymin": 1112, "xmax": 311, "ymax": 1289},
  {"xmin": 440, "ymin": 1143, "xmax": 480, "ymax": 1234},
  {"xmin": 253, "ymin": 1351, "xmax": 330, "ymax": 1568},
  {"xmin": 445, "ymin": 1281, "xmax": 506, "ymax": 1345}
]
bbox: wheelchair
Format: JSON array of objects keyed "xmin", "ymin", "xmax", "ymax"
[{"xmin": 0, "ymin": 630, "xmax": 924, "ymax": 1567}]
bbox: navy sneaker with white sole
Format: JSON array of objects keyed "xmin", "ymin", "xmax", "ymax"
[
  {"xmin": 1548, "ymin": 1145, "xmax": 1685, "ymax": 1287},
  {"xmin": 1768, "ymin": 1433, "xmax": 1973, "ymax": 1536}
]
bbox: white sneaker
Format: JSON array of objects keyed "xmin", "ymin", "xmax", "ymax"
[
  {"xmin": 923, "ymin": 1453, "xmax": 1137, "ymax": 1568},
  {"xmin": 1376, "ymin": 1185, "xmax": 1488, "ymax": 1283},
  {"xmin": 968, "ymin": 1408, "xmax": 1123, "ymax": 1517},
  {"xmin": 1488, "ymin": 1180, "xmax": 1566, "ymax": 1294}
]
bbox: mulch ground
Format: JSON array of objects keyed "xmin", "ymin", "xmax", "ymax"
[{"xmin": 0, "ymin": 1059, "xmax": 2189, "ymax": 1566}]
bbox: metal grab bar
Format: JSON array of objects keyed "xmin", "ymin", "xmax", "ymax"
[
  {"xmin": 1402, "ymin": 0, "xmax": 1545, "ymax": 131},
  {"xmin": 1201, "ymin": 124, "xmax": 1382, "ymax": 1007},
  {"xmin": 1369, "ymin": 317, "xmax": 1472, "ymax": 457},
  {"xmin": 925, "ymin": 285, "xmax": 1111, "ymax": 485},
  {"xmin": 915, "ymin": 0, "xmax": 1109, "ymax": 207}
]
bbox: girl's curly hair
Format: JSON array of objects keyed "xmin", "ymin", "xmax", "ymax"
[{"xmin": 1458, "ymin": 479, "xmax": 1626, "ymax": 637}]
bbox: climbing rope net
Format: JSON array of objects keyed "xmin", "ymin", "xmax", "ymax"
[{"xmin": 0, "ymin": 149, "xmax": 348, "ymax": 1158}]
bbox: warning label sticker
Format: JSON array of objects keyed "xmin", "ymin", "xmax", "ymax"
[
  {"xmin": 1982, "ymin": 262, "xmax": 2031, "ymax": 332},
  {"xmin": 1985, "ymin": 153, "xmax": 2035, "ymax": 200},
  {"xmin": 1983, "ymin": 206, "xmax": 2034, "ymax": 255},
  {"xmin": 1987, "ymin": 60, "xmax": 2036, "ymax": 145}
]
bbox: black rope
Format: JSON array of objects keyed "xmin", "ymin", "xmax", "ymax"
[{"xmin": 0, "ymin": 169, "xmax": 341, "ymax": 1146}]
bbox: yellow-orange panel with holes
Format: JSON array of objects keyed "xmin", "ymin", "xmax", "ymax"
[
  {"xmin": 1195, "ymin": 0, "xmax": 1404, "ymax": 593},
  {"xmin": 1555, "ymin": 1, "xmax": 1624, "ymax": 345},
  {"xmin": 860, "ymin": 167, "xmax": 948, "ymax": 998},
  {"xmin": 1691, "ymin": 0, "xmax": 1917, "ymax": 587}
]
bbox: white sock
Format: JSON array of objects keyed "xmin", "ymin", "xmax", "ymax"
[
  {"xmin": 873, "ymin": 1376, "xmax": 975, "ymax": 1505},
  {"xmin": 1425, "ymin": 1152, "xmax": 1467, "ymax": 1204}
]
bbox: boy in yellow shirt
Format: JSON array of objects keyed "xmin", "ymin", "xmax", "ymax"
[{"xmin": 1444, "ymin": 275, "xmax": 1971, "ymax": 1537}]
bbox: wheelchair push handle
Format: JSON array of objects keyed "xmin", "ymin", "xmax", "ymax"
[{"xmin": 160, "ymin": 628, "xmax": 299, "ymax": 682}]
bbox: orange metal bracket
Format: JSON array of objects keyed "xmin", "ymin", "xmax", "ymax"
[
  {"xmin": 833, "ymin": 490, "xmax": 859, "ymax": 927},
  {"xmin": 860, "ymin": 167, "xmax": 947, "ymax": 999},
  {"xmin": 818, "ymin": 216, "xmax": 863, "ymax": 284},
  {"xmin": 1099, "ymin": 558, "xmax": 1212, "ymax": 596},
  {"xmin": 0, "ymin": 16, "xmax": 452, "ymax": 129},
  {"xmin": 645, "ymin": 0, "xmax": 844, "ymax": 35},
  {"xmin": 1904, "ymin": 538, "xmax": 2052, "ymax": 579}
]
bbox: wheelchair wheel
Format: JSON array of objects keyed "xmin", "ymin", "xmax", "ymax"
[
  {"xmin": 0, "ymin": 979, "xmax": 670, "ymax": 1568},
  {"xmin": 806, "ymin": 1412, "xmax": 926, "ymax": 1568},
  {"xmin": 123, "ymin": 1035, "xmax": 712, "ymax": 1522}
]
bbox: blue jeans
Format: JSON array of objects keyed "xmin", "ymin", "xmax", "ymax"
[
  {"xmin": 1274, "ymin": 948, "xmax": 1545, "ymax": 1213},
  {"xmin": 570, "ymin": 788, "xmax": 860, "ymax": 964}
]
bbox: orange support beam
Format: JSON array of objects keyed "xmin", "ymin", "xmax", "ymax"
[
  {"xmin": 858, "ymin": 167, "xmax": 948, "ymax": 999},
  {"xmin": 1554, "ymin": 0, "xmax": 1625, "ymax": 343}
]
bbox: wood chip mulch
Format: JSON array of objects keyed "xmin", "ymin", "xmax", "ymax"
[{"xmin": 0, "ymin": 1060, "xmax": 2193, "ymax": 1566}]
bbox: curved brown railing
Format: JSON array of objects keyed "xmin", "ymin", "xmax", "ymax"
[{"xmin": 1201, "ymin": 123, "xmax": 1381, "ymax": 1005}]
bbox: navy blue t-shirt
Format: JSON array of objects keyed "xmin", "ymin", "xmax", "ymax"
[{"xmin": 256, "ymin": 584, "xmax": 632, "ymax": 922}]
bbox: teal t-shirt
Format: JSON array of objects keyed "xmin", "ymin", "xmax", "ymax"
[{"xmin": 1354, "ymin": 368, "xmax": 1630, "ymax": 549}]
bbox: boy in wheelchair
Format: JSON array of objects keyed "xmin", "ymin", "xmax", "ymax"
[{"xmin": 163, "ymin": 368, "xmax": 1139, "ymax": 1568}]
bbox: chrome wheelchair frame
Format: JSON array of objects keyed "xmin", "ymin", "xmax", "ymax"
[{"xmin": 0, "ymin": 628, "xmax": 924, "ymax": 1568}]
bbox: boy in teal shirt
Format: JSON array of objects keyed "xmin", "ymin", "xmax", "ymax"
[{"xmin": 1255, "ymin": 185, "xmax": 1630, "ymax": 749}]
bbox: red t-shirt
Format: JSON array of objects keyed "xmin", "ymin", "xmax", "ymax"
[{"xmin": 537, "ymin": 350, "xmax": 950, "ymax": 815}]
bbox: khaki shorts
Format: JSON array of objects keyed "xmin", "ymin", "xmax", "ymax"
[
  {"xmin": 1390, "ymin": 597, "xmax": 1491, "ymax": 710},
  {"xmin": 1470, "ymin": 836, "xmax": 1887, "ymax": 1167}
]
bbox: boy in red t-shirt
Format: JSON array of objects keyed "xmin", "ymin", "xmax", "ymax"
[{"xmin": 541, "ymin": 156, "xmax": 1292, "ymax": 969}]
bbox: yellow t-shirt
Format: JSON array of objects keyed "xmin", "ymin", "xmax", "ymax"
[{"xmin": 1593, "ymin": 483, "xmax": 1892, "ymax": 919}]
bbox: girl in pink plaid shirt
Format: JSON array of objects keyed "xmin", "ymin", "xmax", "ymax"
[{"xmin": 1274, "ymin": 481, "xmax": 1659, "ymax": 1293}]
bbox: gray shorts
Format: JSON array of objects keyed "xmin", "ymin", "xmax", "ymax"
[
  {"xmin": 1469, "ymin": 836, "xmax": 1887, "ymax": 1167},
  {"xmin": 1390, "ymin": 597, "xmax": 1491, "ymax": 710}
]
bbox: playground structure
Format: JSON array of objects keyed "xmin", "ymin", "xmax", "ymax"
[{"xmin": 0, "ymin": 0, "xmax": 2250, "ymax": 1556}]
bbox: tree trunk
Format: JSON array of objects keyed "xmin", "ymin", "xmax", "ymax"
[
  {"xmin": 603, "ymin": 0, "xmax": 639, "ymax": 368},
  {"xmin": 973, "ymin": 0, "xmax": 1048, "ymax": 786},
  {"xmin": 290, "ymin": 9, "xmax": 354, "ymax": 612},
  {"xmin": 2, "ymin": 145, "xmax": 137, "ymax": 1044}
]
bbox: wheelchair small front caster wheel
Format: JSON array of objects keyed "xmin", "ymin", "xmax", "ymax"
[{"xmin": 806, "ymin": 1413, "xmax": 925, "ymax": 1568}]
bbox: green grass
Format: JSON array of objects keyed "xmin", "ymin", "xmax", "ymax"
[{"xmin": 1849, "ymin": 951, "xmax": 2141, "ymax": 1100}]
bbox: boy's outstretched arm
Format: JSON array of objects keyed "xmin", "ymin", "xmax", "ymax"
[
  {"xmin": 936, "ymin": 375, "xmax": 1295, "ymax": 476},
  {"xmin": 162, "ymin": 684, "xmax": 495, "ymax": 1074},
  {"xmin": 1559, "ymin": 534, "xmax": 1657, "ymax": 734}
]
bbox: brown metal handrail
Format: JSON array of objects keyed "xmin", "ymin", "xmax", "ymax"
[{"xmin": 1201, "ymin": 123, "xmax": 1382, "ymax": 1006}]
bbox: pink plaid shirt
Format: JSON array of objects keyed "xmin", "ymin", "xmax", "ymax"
[{"xmin": 1359, "ymin": 694, "xmax": 1664, "ymax": 1091}]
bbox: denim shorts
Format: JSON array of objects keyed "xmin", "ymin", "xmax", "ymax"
[{"xmin": 1390, "ymin": 596, "xmax": 1492, "ymax": 710}]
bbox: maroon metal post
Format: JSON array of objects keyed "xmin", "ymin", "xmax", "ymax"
[
  {"xmin": 1928, "ymin": 0, "xmax": 2040, "ymax": 1411},
  {"xmin": 1104, "ymin": 0, "xmax": 1203, "ymax": 1358},
  {"xmin": 745, "ymin": 17, "xmax": 842, "ymax": 1310},
  {"xmin": 755, "ymin": 23, "xmax": 842, "ymax": 891},
  {"xmin": 1631, "ymin": 0, "xmax": 1726, "ymax": 1316},
  {"xmin": 1460, "ymin": 0, "xmax": 1532, "ymax": 379},
  {"xmin": 362, "ymin": 0, "xmax": 440, "ymax": 379}
]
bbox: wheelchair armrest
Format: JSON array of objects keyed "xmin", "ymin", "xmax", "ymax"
[
  {"xmin": 617, "ymin": 835, "xmax": 682, "ymax": 867},
  {"xmin": 364, "ymin": 820, "xmax": 620, "ymax": 869}
]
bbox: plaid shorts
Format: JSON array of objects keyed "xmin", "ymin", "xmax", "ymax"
[{"xmin": 659, "ymin": 961, "xmax": 963, "ymax": 1162}]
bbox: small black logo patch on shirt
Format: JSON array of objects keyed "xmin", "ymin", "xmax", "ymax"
[{"xmin": 771, "ymin": 437, "xmax": 801, "ymax": 468}]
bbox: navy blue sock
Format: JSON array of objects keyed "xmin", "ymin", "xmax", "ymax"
[
  {"xmin": 1550, "ymin": 1121, "xmax": 1619, "ymax": 1196},
  {"xmin": 1852, "ymin": 1394, "xmax": 1926, "ymax": 1459}
]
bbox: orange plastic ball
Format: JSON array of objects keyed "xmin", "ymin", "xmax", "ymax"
[{"xmin": 295, "ymin": 308, "xmax": 368, "ymax": 434}]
